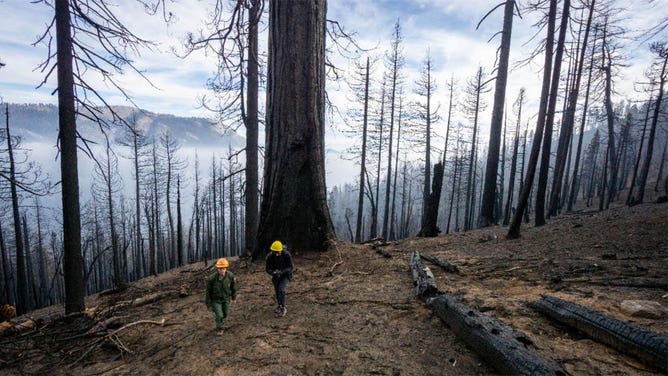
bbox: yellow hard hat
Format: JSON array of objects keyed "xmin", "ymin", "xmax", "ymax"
[
  {"xmin": 1, "ymin": 304, "xmax": 15, "ymax": 320},
  {"xmin": 270, "ymin": 240, "xmax": 283, "ymax": 252},
  {"xmin": 215, "ymin": 258, "xmax": 229, "ymax": 269}
]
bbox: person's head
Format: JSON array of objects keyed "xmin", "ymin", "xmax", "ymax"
[
  {"xmin": 270, "ymin": 240, "xmax": 283, "ymax": 256},
  {"xmin": 215, "ymin": 258, "xmax": 229, "ymax": 275}
]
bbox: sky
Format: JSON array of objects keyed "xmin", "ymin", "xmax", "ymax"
[{"xmin": 0, "ymin": 0, "xmax": 666, "ymax": 186}]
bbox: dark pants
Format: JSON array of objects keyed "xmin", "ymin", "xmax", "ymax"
[
  {"xmin": 211, "ymin": 300, "xmax": 230, "ymax": 328},
  {"xmin": 272, "ymin": 275, "xmax": 289, "ymax": 307}
]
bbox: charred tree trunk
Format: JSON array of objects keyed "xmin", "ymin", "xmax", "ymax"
[
  {"xmin": 255, "ymin": 0, "xmax": 335, "ymax": 258},
  {"xmin": 508, "ymin": 0, "xmax": 557, "ymax": 238},
  {"xmin": 419, "ymin": 252, "xmax": 459, "ymax": 273},
  {"xmin": 569, "ymin": 26, "xmax": 598, "ymax": 211},
  {"xmin": 536, "ymin": 0, "xmax": 570, "ymax": 226},
  {"xmin": 550, "ymin": 0, "xmax": 595, "ymax": 216},
  {"xmin": 480, "ymin": 0, "xmax": 514, "ymax": 227},
  {"xmin": 5, "ymin": 104, "xmax": 29, "ymax": 314},
  {"xmin": 409, "ymin": 251, "xmax": 438, "ymax": 299},
  {"xmin": 531, "ymin": 295, "xmax": 668, "ymax": 372},
  {"xmin": 637, "ymin": 44, "xmax": 667, "ymax": 203},
  {"xmin": 244, "ymin": 0, "xmax": 260, "ymax": 256},
  {"xmin": 428, "ymin": 294, "xmax": 563, "ymax": 375},
  {"xmin": 417, "ymin": 162, "xmax": 444, "ymax": 237},
  {"xmin": 55, "ymin": 0, "xmax": 85, "ymax": 313},
  {"xmin": 504, "ymin": 90, "xmax": 524, "ymax": 226},
  {"xmin": 354, "ymin": 57, "xmax": 371, "ymax": 243}
]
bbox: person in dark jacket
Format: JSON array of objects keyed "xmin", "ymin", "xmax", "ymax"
[
  {"xmin": 265, "ymin": 240, "xmax": 293, "ymax": 317},
  {"xmin": 205, "ymin": 258, "xmax": 237, "ymax": 333}
]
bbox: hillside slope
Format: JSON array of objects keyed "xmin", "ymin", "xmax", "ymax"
[{"xmin": 2, "ymin": 202, "xmax": 667, "ymax": 375}]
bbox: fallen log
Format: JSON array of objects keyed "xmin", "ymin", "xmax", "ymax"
[
  {"xmin": 419, "ymin": 253, "xmax": 459, "ymax": 273},
  {"xmin": 559, "ymin": 277, "xmax": 668, "ymax": 290},
  {"xmin": 409, "ymin": 251, "xmax": 438, "ymax": 299},
  {"xmin": 371, "ymin": 241, "xmax": 391, "ymax": 249},
  {"xmin": 428, "ymin": 294, "xmax": 563, "ymax": 375},
  {"xmin": 530, "ymin": 295, "xmax": 668, "ymax": 372},
  {"xmin": 360, "ymin": 237, "xmax": 384, "ymax": 245},
  {"xmin": 375, "ymin": 248, "xmax": 392, "ymax": 258},
  {"xmin": 0, "ymin": 319, "xmax": 36, "ymax": 337},
  {"xmin": 96, "ymin": 291, "xmax": 175, "ymax": 318}
]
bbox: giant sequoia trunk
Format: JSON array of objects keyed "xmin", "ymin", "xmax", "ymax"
[{"xmin": 254, "ymin": 0, "xmax": 335, "ymax": 258}]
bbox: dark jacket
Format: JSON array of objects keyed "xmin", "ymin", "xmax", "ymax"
[
  {"xmin": 205, "ymin": 271, "xmax": 237, "ymax": 306},
  {"xmin": 265, "ymin": 250, "xmax": 293, "ymax": 280}
]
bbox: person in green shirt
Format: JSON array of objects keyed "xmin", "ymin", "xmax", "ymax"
[{"xmin": 205, "ymin": 258, "xmax": 237, "ymax": 334}]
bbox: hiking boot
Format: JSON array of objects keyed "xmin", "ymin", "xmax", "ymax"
[
  {"xmin": 216, "ymin": 327, "xmax": 224, "ymax": 335},
  {"xmin": 279, "ymin": 305, "xmax": 287, "ymax": 317}
]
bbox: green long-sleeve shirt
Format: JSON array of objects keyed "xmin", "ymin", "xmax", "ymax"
[{"xmin": 205, "ymin": 271, "xmax": 237, "ymax": 306}]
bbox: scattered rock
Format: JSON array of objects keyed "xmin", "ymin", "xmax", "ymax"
[{"xmin": 619, "ymin": 300, "xmax": 665, "ymax": 319}]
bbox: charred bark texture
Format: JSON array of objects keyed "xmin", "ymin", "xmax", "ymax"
[
  {"xmin": 255, "ymin": 0, "xmax": 335, "ymax": 258},
  {"xmin": 429, "ymin": 294, "xmax": 564, "ymax": 375},
  {"xmin": 409, "ymin": 251, "xmax": 438, "ymax": 299},
  {"xmin": 531, "ymin": 295, "xmax": 668, "ymax": 372},
  {"xmin": 417, "ymin": 162, "xmax": 444, "ymax": 237},
  {"xmin": 419, "ymin": 253, "xmax": 459, "ymax": 273}
]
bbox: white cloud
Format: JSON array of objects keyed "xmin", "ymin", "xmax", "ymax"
[{"xmin": 1, "ymin": 0, "xmax": 665, "ymax": 186}]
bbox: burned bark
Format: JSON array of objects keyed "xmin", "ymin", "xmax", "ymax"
[
  {"xmin": 417, "ymin": 162, "xmax": 444, "ymax": 237},
  {"xmin": 429, "ymin": 294, "xmax": 564, "ymax": 375},
  {"xmin": 409, "ymin": 251, "xmax": 438, "ymax": 299},
  {"xmin": 530, "ymin": 294, "xmax": 668, "ymax": 372},
  {"xmin": 419, "ymin": 253, "xmax": 459, "ymax": 273}
]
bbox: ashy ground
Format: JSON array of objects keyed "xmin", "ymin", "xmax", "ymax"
[{"xmin": 1, "ymin": 202, "xmax": 667, "ymax": 375}]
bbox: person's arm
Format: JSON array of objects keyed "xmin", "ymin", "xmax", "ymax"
[
  {"xmin": 280, "ymin": 252, "xmax": 293, "ymax": 275},
  {"xmin": 231, "ymin": 274, "xmax": 237, "ymax": 301},
  {"xmin": 265, "ymin": 254, "xmax": 274, "ymax": 275},
  {"xmin": 205, "ymin": 277, "xmax": 213, "ymax": 307}
]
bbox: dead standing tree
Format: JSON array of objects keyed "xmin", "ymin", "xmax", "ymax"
[
  {"xmin": 1, "ymin": 104, "xmax": 53, "ymax": 314},
  {"xmin": 637, "ymin": 42, "xmax": 668, "ymax": 203},
  {"xmin": 254, "ymin": 0, "xmax": 335, "ymax": 257},
  {"xmin": 36, "ymin": 0, "xmax": 162, "ymax": 312},
  {"xmin": 479, "ymin": 0, "xmax": 518, "ymax": 227},
  {"xmin": 535, "ymin": 0, "xmax": 570, "ymax": 226},
  {"xmin": 382, "ymin": 20, "xmax": 405, "ymax": 241},
  {"xmin": 414, "ymin": 52, "xmax": 442, "ymax": 237},
  {"xmin": 181, "ymin": 0, "xmax": 263, "ymax": 257},
  {"xmin": 508, "ymin": 0, "xmax": 558, "ymax": 239},
  {"xmin": 549, "ymin": 0, "xmax": 596, "ymax": 216}
]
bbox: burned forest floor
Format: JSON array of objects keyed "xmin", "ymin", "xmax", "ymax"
[{"xmin": 1, "ymin": 201, "xmax": 667, "ymax": 375}]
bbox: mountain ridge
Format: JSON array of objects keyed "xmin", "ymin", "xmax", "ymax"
[{"xmin": 4, "ymin": 103, "xmax": 245, "ymax": 148}]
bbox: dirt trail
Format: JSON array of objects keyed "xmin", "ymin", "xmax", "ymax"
[{"xmin": 2, "ymin": 202, "xmax": 667, "ymax": 375}]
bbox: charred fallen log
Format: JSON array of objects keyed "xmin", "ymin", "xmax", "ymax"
[
  {"xmin": 360, "ymin": 237, "xmax": 384, "ymax": 245},
  {"xmin": 409, "ymin": 251, "xmax": 438, "ymax": 299},
  {"xmin": 531, "ymin": 295, "xmax": 668, "ymax": 372},
  {"xmin": 428, "ymin": 294, "xmax": 564, "ymax": 375},
  {"xmin": 419, "ymin": 253, "xmax": 459, "ymax": 273},
  {"xmin": 375, "ymin": 248, "xmax": 392, "ymax": 258}
]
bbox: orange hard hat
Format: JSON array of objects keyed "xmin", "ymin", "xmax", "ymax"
[{"xmin": 215, "ymin": 258, "xmax": 229, "ymax": 268}]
